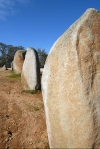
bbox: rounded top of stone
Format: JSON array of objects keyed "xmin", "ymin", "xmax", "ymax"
[
  {"xmin": 84, "ymin": 8, "xmax": 100, "ymax": 15},
  {"xmin": 15, "ymin": 49, "xmax": 25, "ymax": 53},
  {"xmin": 26, "ymin": 47, "xmax": 36, "ymax": 51}
]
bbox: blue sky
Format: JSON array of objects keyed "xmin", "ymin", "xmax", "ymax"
[{"xmin": 0, "ymin": 0, "xmax": 100, "ymax": 53}]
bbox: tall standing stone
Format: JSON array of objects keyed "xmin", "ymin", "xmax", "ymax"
[
  {"xmin": 13, "ymin": 50, "xmax": 26, "ymax": 74},
  {"xmin": 21, "ymin": 47, "xmax": 40, "ymax": 90},
  {"xmin": 42, "ymin": 8, "xmax": 100, "ymax": 148}
]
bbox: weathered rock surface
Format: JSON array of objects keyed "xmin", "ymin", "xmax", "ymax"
[
  {"xmin": 21, "ymin": 47, "xmax": 40, "ymax": 90},
  {"xmin": 13, "ymin": 50, "xmax": 26, "ymax": 74},
  {"xmin": 42, "ymin": 8, "xmax": 100, "ymax": 148}
]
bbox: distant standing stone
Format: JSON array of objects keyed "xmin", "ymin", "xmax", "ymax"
[
  {"xmin": 42, "ymin": 8, "xmax": 100, "ymax": 148},
  {"xmin": 11, "ymin": 61, "xmax": 13, "ymax": 70},
  {"xmin": 21, "ymin": 47, "xmax": 40, "ymax": 90},
  {"xmin": 2, "ymin": 65, "xmax": 7, "ymax": 70},
  {"xmin": 13, "ymin": 50, "xmax": 26, "ymax": 74}
]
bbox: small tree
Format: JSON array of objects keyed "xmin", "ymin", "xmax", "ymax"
[
  {"xmin": 0, "ymin": 42, "xmax": 25, "ymax": 68},
  {"xmin": 37, "ymin": 48, "xmax": 48, "ymax": 68},
  {"xmin": 0, "ymin": 42, "xmax": 8, "ymax": 69}
]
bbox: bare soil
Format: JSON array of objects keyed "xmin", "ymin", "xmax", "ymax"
[{"xmin": 0, "ymin": 68, "xmax": 49, "ymax": 149}]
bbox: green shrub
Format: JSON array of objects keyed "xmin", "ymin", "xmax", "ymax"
[
  {"xmin": 7, "ymin": 73, "xmax": 21, "ymax": 78},
  {"xmin": 27, "ymin": 104, "xmax": 40, "ymax": 112},
  {"xmin": 21, "ymin": 90, "xmax": 37, "ymax": 94},
  {"xmin": 34, "ymin": 107, "xmax": 40, "ymax": 111}
]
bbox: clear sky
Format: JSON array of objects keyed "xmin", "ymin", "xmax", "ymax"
[{"xmin": 0, "ymin": 0, "xmax": 100, "ymax": 53}]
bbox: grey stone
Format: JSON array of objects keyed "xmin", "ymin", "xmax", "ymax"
[
  {"xmin": 21, "ymin": 47, "xmax": 40, "ymax": 90},
  {"xmin": 11, "ymin": 61, "xmax": 13, "ymax": 70},
  {"xmin": 2, "ymin": 65, "xmax": 7, "ymax": 70}
]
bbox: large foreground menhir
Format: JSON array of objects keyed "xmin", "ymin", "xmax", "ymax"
[{"xmin": 42, "ymin": 8, "xmax": 100, "ymax": 148}]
